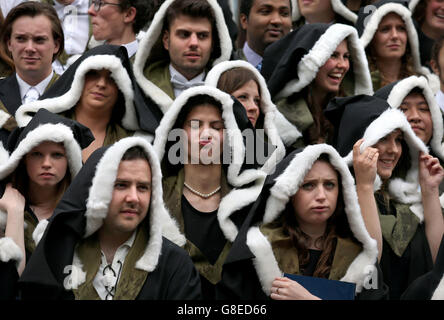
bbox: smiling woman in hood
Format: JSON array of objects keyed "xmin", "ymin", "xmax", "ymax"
[
  {"xmin": 261, "ymin": 22, "xmax": 372, "ymax": 146},
  {"xmin": 217, "ymin": 144, "xmax": 387, "ymax": 300},
  {"xmin": 325, "ymin": 93, "xmax": 444, "ymax": 299},
  {"xmin": 15, "ymin": 45, "xmax": 158, "ymax": 162},
  {"xmin": 0, "ymin": 108, "xmax": 93, "ymax": 300},
  {"xmin": 374, "ymin": 75, "xmax": 444, "ymax": 194},
  {"xmin": 409, "ymin": 0, "xmax": 444, "ymax": 67}
]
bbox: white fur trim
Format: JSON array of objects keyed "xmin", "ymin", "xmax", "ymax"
[
  {"xmin": 133, "ymin": 0, "xmax": 232, "ymax": 112},
  {"xmin": 153, "ymin": 86, "xmax": 264, "ymax": 187},
  {"xmin": 15, "ymin": 55, "xmax": 139, "ymax": 131},
  {"xmin": 342, "ymin": 108, "xmax": 429, "ymax": 204},
  {"xmin": 432, "ymin": 275, "xmax": 444, "ymax": 300},
  {"xmin": 359, "ymin": 3, "xmax": 424, "ymax": 75},
  {"xmin": 331, "ymin": 0, "xmax": 358, "ymax": 23},
  {"xmin": 218, "ymin": 172, "xmax": 266, "ymax": 242},
  {"xmin": 0, "ymin": 123, "xmax": 83, "ymax": 181},
  {"xmin": 260, "ymin": 144, "xmax": 378, "ymax": 292},
  {"xmin": 291, "ymin": 0, "xmax": 357, "ymax": 23},
  {"xmin": 275, "ymin": 23, "xmax": 373, "ymax": 100},
  {"xmin": 64, "ymin": 250, "xmax": 87, "ymax": 290},
  {"xmin": 0, "ymin": 237, "xmax": 23, "ymax": 266},
  {"xmin": 0, "ymin": 141, "xmax": 9, "ymax": 172},
  {"xmin": 0, "ymin": 109, "xmax": 11, "ymax": 129},
  {"xmin": 84, "ymin": 137, "xmax": 185, "ymax": 273},
  {"xmin": 409, "ymin": 0, "xmax": 420, "ymax": 11},
  {"xmin": 246, "ymin": 226, "xmax": 283, "ymax": 295},
  {"xmin": 205, "ymin": 60, "xmax": 301, "ymax": 171},
  {"xmin": 409, "ymin": 202, "xmax": 424, "ymax": 223},
  {"xmin": 32, "ymin": 219, "xmax": 49, "ymax": 247},
  {"xmin": 386, "ymin": 76, "xmax": 444, "ymax": 161}
]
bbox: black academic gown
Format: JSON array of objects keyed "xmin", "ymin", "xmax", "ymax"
[
  {"xmin": 401, "ymin": 235, "xmax": 444, "ymax": 300},
  {"xmin": 0, "ymin": 74, "xmax": 21, "ymax": 116},
  {"xmin": 19, "ymin": 143, "xmax": 202, "ymax": 300},
  {"xmin": 217, "ymin": 148, "xmax": 388, "ymax": 300}
]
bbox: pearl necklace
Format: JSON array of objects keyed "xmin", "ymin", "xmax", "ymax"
[{"xmin": 184, "ymin": 182, "xmax": 221, "ymax": 198}]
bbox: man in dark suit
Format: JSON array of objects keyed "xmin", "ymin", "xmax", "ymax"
[{"xmin": 0, "ymin": 2, "xmax": 63, "ymax": 145}]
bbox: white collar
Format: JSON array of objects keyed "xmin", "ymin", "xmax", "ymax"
[
  {"xmin": 169, "ymin": 64, "xmax": 206, "ymax": 84},
  {"xmin": 242, "ymin": 42, "xmax": 262, "ymax": 68},
  {"xmin": 122, "ymin": 40, "xmax": 139, "ymax": 59},
  {"xmin": 16, "ymin": 71, "xmax": 54, "ymax": 101}
]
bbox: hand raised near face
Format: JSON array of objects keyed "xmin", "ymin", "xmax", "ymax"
[
  {"xmin": 353, "ymin": 139, "xmax": 379, "ymax": 188},
  {"xmin": 0, "ymin": 183, "xmax": 25, "ymax": 216},
  {"xmin": 418, "ymin": 152, "xmax": 444, "ymax": 194}
]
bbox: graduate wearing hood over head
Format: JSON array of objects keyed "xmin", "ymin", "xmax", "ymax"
[
  {"xmin": 133, "ymin": 0, "xmax": 232, "ymax": 116},
  {"xmin": 374, "ymin": 75, "xmax": 444, "ymax": 193},
  {"xmin": 291, "ymin": 0, "xmax": 359, "ymax": 27},
  {"xmin": 355, "ymin": 0, "xmax": 438, "ymax": 91},
  {"xmin": 216, "ymin": 144, "xmax": 387, "ymax": 300},
  {"xmin": 409, "ymin": 0, "xmax": 444, "ymax": 68},
  {"xmin": 153, "ymin": 86, "xmax": 267, "ymax": 299},
  {"xmin": 19, "ymin": 137, "xmax": 201, "ymax": 300},
  {"xmin": 205, "ymin": 60, "xmax": 302, "ymax": 173},
  {"xmin": 0, "ymin": 108, "xmax": 94, "ymax": 300},
  {"xmin": 325, "ymin": 94, "xmax": 444, "ymax": 299},
  {"xmin": 15, "ymin": 45, "xmax": 158, "ymax": 162},
  {"xmin": 261, "ymin": 22, "xmax": 373, "ymax": 146}
]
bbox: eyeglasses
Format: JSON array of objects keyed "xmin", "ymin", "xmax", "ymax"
[{"xmin": 90, "ymin": 0, "xmax": 122, "ymax": 12}]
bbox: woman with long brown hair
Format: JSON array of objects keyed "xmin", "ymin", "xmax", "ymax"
[
  {"xmin": 206, "ymin": 60, "xmax": 301, "ymax": 173},
  {"xmin": 0, "ymin": 10, "xmax": 14, "ymax": 78},
  {"xmin": 355, "ymin": 0, "xmax": 433, "ymax": 90},
  {"xmin": 217, "ymin": 144, "xmax": 386, "ymax": 300},
  {"xmin": 0, "ymin": 109, "xmax": 93, "ymax": 299},
  {"xmin": 261, "ymin": 22, "xmax": 372, "ymax": 146}
]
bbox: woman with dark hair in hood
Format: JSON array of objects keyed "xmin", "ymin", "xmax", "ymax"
[
  {"xmin": 206, "ymin": 60, "xmax": 302, "ymax": 173},
  {"xmin": 216, "ymin": 144, "xmax": 386, "ymax": 300},
  {"xmin": 15, "ymin": 45, "xmax": 157, "ymax": 162},
  {"xmin": 409, "ymin": 0, "xmax": 444, "ymax": 67},
  {"xmin": 325, "ymin": 94, "xmax": 444, "ymax": 299},
  {"xmin": 153, "ymin": 86, "xmax": 267, "ymax": 299},
  {"xmin": 0, "ymin": 108, "xmax": 93, "ymax": 299},
  {"xmin": 261, "ymin": 22, "xmax": 372, "ymax": 146},
  {"xmin": 374, "ymin": 75, "xmax": 444, "ymax": 193},
  {"xmin": 355, "ymin": 0, "xmax": 434, "ymax": 91}
]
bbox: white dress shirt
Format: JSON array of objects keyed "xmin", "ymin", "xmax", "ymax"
[
  {"xmin": 16, "ymin": 71, "xmax": 54, "ymax": 104},
  {"xmin": 0, "ymin": 0, "xmax": 27, "ymax": 17},
  {"xmin": 52, "ymin": 0, "xmax": 89, "ymax": 74},
  {"xmin": 122, "ymin": 39, "xmax": 139, "ymax": 59},
  {"xmin": 92, "ymin": 231, "xmax": 136, "ymax": 300},
  {"xmin": 169, "ymin": 64, "xmax": 205, "ymax": 98},
  {"xmin": 242, "ymin": 42, "xmax": 263, "ymax": 70},
  {"xmin": 54, "ymin": 0, "xmax": 89, "ymax": 56}
]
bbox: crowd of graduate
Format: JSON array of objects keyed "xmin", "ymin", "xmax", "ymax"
[{"xmin": 0, "ymin": 0, "xmax": 444, "ymax": 301}]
